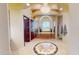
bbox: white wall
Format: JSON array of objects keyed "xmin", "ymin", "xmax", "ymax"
[
  {"xmin": 68, "ymin": 4, "xmax": 79, "ymax": 54},
  {"xmin": 63, "ymin": 12, "xmax": 70, "ymax": 42},
  {"xmin": 0, "ymin": 3, "xmax": 10, "ymax": 54},
  {"xmin": 10, "ymin": 8, "xmax": 32, "ymax": 51},
  {"xmin": 60, "ymin": 4, "xmax": 79, "ymax": 54},
  {"xmin": 10, "ymin": 10, "xmax": 24, "ymax": 50}
]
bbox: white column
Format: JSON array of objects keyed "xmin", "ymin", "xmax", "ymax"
[
  {"xmin": 52, "ymin": 17, "xmax": 54, "ymax": 34},
  {"xmin": 0, "ymin": 3, "xmax": 10, "ymax": 54},
  {"xmin": 55, "ymin": 16, "xmax": 58, "ymax": 39},
  {"xmin": 38, "ymin": 18, "xmax": 40, "ymax": 34}
]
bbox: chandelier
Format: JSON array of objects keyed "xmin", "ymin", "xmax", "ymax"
[{"xmin": 40, "ymin": 3, "xmax": 51, "ymax": 14}]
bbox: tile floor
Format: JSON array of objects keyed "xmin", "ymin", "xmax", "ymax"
[{"xmin": 16, "ymin": 38, "xmax": 68, "ymax": 55}]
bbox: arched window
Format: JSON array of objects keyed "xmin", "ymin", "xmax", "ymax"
[
  {"xmin": 39, "ymin": 16, "xmax": 54, "ymax": 32},
  {"xmin": 42, "ymin": 20, "xmax": 50, "ymax": 31}
]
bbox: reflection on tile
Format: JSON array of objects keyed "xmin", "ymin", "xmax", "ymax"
[{"xmin": 17, "ymin": 38, "xmax": 68, "ymax": 55}]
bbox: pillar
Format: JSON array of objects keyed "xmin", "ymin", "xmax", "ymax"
[
  {"xmin": 55, "ymin": 16, "xmax": 58, "ymax": 39},
  {"xmin": 0, "ymin": 3, "xmax": 10, "ymax": 54}
]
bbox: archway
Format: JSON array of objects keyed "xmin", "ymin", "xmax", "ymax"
[
  {"xmin": 42, "ymin": 21, "xmax": 50, "ymax": 31},
  {"xmin": 37, "ymin": 16, "xmax": 55, "ymax": 39},
  {"xmin": 39, "ymin": 16, "xmax": 54, "ymax": 33}
]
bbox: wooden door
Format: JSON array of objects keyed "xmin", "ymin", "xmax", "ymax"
[{"xmin": 24, "ymin": 16, "xmax": 30, "ymax": 42}]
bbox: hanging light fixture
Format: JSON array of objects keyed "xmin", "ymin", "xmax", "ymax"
[
  {"xmin": 40, "ymin": 3, "xmax": 51, "ymax": 14},
  {"xmin": 59, "ymin": 8, "xmax": 63, "ymax": 11},
  {"xmin": 26, "ymin": 3, "xmax": 30, "ymax": 6}
]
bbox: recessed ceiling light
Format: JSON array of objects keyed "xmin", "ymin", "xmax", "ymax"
[
  {"xmin": 26, "ymin": 3, "xmax": 30, "ymax": 6},
  {"xmin": 59, "ymin": 8, "xmax": 63, "ymax": 11}
]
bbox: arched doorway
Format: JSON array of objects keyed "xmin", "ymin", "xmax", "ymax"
[
  {"xmin": 41, "ymin": 19, "xmax": 51, "ymax": 32},
  {"xmin": 39, "ymin": 16, "xmax": 54, "ymax": 33},
  {"xmin": 37, "ymin": 16, "xmax": 55, "ymax": 39}
]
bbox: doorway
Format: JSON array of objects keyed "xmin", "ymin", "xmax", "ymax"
[
  {"xmin": 37, "ymin": 16, "xmax": 55, "ymax": 39},
  {"xmin": 41, "ymin": 20, "xmax": 51, "ymax": 32}
]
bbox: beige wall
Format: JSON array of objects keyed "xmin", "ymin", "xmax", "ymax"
[
  {"xmin": 67, "ymin": 4, "xmax": 79, "ymax": 54},
  {"xmin": 0, "ymin": 3, "xmax": 10, "ymax": 54},
  {"xmin": 10, "ymin": 10, "xmax": 24, "ymax": 50},
  {"xmin": 59, "ymin": 4, "xmax": 79, "ymax": 54},
  {"xmin": 10, "ymin": 8, "xmax": 32, "ymax": 51},
  {"xmin": 63, "ymin": 12, "xmax": 70, "ymax": 42}
]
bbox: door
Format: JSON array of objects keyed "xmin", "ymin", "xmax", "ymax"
[
  {"xmin": 24, "ymin": 16, "xmax": 37, "ymax": 43},
  {"xmin": 24, "ymin": 16, "xmax": 30, "ymax": 42}
]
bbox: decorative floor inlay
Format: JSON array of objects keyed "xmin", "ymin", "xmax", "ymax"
[{"xmin": 33, "ymin": 42, "xmax": 58, "ymax": 55}]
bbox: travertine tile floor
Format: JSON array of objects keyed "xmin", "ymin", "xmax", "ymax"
[{"xmin": 16, "ymin": 38, "xmax": 68, "ymax": 55}]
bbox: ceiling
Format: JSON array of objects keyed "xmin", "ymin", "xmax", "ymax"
[
  {"xmin": 8, "ymin": 3, "xmax": 26, "ymax": 10},
  {"xmin": 8, "ymin": 3, "xmax": 69, "ymax": 19},
  {"xmin": 8, "ymin": 3, "xmax": 69, "ymax": 12}
]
